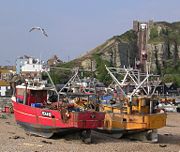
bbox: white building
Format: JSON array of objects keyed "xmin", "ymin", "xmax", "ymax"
[{"xmin": 16, "ymin": 55, "xmax": 43, "ymax": 74}]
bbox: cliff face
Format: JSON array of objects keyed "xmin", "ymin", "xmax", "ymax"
[
  {"xmin": 147, "ymin": 42, "xmax": 180, "ymax": 73},
  {"xmin": 78, "ymin": 30, "xmax": 138, "ymax": 71},
  {"xmin": 78, "ymin": 22, "xmax": 180, "ymax": 75},
  {"xmin": 147, "ymin": 22, "xmax": 180, "ymax": 74}
]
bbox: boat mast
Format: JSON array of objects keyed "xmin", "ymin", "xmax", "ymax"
[{"xmin": 45, "ymin": 70, "xmax": 60, "ymax": 101}]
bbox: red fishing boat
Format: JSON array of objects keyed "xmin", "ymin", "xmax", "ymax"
[{"xmin": 12, "ymin": 79, "xmax": 104, "ymax": 143}]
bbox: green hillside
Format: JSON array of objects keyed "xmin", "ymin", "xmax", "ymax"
[{"xmin": 51, "ymin": 21, "xmax": 180, "ymax": 86}]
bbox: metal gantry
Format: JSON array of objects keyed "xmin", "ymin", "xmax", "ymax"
[{"xmin": 105, "ymin": 65, "xmax": 160, "ymax": 102}]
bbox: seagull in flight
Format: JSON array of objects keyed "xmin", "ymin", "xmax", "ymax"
[{"xmin": 29, "ymin": 26, "xmax": 48, "ymax": 37}]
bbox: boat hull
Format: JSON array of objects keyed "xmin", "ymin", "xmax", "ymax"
[
  {"xmin": 97, "ymin": 104, "xmax": 166, "ymax": 141},
  {"xmin": 12, "ymin": 100, "xmax": 105, "ymax": 138},
  {"xmin": 16, "ymin": 120, "xmax": 79, "ymax": 138}
]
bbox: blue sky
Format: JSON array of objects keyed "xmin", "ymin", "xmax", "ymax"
[{"xmin": 0, "ymin": 0, "xmax": 180, "ymax": 65}]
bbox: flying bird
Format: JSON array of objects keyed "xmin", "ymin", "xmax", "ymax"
[{"xmin": 29, "ymin": 26, "xmax": 48, "ymax": 37}]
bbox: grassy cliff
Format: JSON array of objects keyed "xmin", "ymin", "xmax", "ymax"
[{"xmin": 52, "ymin": 21, "xmax": 180, "ymax": 86}]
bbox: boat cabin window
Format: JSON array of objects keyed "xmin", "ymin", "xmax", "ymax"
[
  {"xmin": 16, "ymin": 88, "xmax": 25, "ymax": 96},
  {"xmin": 30, "ymin": 90, "xmax": 47, "ymax": 97},
  {"xmin": 29, "ymin": 90, "xmax": 47, "ymax": 105},
  {"xmin": 16, "ymin": 88, "xmax": 26, "ymax": 103}
]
